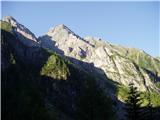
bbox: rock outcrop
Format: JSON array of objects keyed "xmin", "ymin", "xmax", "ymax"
[
  {"xmin": 2, "ymin": 16, "xmax": 38, "ymax": 47},
  {"xmin": 39, "ymin": 25, "xmax": 160, "ymax": 92}
]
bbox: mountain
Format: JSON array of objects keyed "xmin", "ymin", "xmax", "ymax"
[
  {"xmin": 1, "ymin": 17, "xmax": 115, "ymax": 120},
  {"xmin": 39, "ymin": 24, "xmax": 160, "ymax": 92},
  {"xmin": 1, "ymin": 16, "xmax": 160, "ymax": 120}
]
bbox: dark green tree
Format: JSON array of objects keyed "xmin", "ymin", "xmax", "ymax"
[
  {"xmin": 76, "ymin": 79, "xmax": 115, "ymax": 120},
  {"xmin": 125, "ymin": 83, "xmax": 142, "ymax": 120}
]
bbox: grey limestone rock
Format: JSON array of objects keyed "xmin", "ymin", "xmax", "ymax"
[
  {"xmin": 39, "ymin": 24, "xmax": 160, "ymax": 92},
  {"xmin": 3, "ymin": 16, "xmax": 38, "ymax": 47}
]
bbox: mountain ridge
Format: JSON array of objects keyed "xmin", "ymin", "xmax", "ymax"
[
  {"xmin": 37, "ymin": 20, "xmax": 160, "ymax": 92},
  {"xmin": 1, "ymin": 16, "xmax": 160, "ymax": 120},
  {"xmin": 2, "ymin": 16, "xmax": 160, "ymax": 92}
]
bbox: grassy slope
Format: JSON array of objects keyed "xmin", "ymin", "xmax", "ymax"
[
  {"xmin": 127, "ymin": 49, "xmax": 160, "ymax": 75},
  {"xmin": 112, "ymin": 45, "xmax": 160, "ymax": 76}
]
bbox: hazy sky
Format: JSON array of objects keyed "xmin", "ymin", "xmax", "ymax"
[{"xmin": 1, "ymin": 1, "xmax": 159, "ymax": 57}]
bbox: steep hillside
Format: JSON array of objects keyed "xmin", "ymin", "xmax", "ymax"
[{"xmin": 1, "ymin": 18, "xmax": 115, "ymax": 120}]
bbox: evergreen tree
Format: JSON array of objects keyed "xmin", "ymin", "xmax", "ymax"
[{"xmin": 125, "ymin": 83, "xmax": 142, "ymax": 120}]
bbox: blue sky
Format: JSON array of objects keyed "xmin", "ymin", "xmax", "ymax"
[{"xmin": 1, "ymin": 1, "xmax": 159, "ymax": 57}]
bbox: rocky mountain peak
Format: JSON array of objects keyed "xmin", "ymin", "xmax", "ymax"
[
  {"xmin": 52, "ymin": 24, "xmax": 75, "ymax": 34},
  {"xmin": 2, "ymin": 16, "xmax": 18, "ymax": 26},
  {"xmin": 55, "ymin": 24, "xmax": 71, "ymax": 31},
  {"xmin": 38, "ymin": 24, "xmax": 160, "ymax": 92},
  {"xmin": 46, "ymin": 24, "xmax": 83, "ymax": 42},
  {"xmin": 2, "ymin": 16, "xmax": 38, "ymax": 47}
]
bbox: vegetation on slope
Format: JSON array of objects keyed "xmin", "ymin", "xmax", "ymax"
[
  {"xmin": 40, "ymin": 50, "xmax": 70, "ymax": 80},
  {"xmin": 156, "ymin": 57, "xmax": 160, "ymax": 61},
  {"xmin": 116, "ymin": 85, "xmax": 129, "ymax": 102},
  {"xmin": 0, "ymin": 20, "xmax": 12, "ymax": 32},
  {"xmin": 112, "ymin": 45, "xmax": 160, "ymax": 79},
  {"xmin": 124, "ymin": 83, "xmax": 160, "ymax": 120},
  {"xmin": 126, "ymin": 49, "xmax": 160, "ymax": 76},
  {"xmin": 117, "ymin": 85, "xmax": 160, "ymax": 107},
  {"xmin": 125, "ymin": 83, "xmax": 142, "ymax": 120}
]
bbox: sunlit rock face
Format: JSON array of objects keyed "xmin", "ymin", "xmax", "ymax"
[
  {"xmin": 3, "ymin": 16, "xmax": 38, "ymax": 47},
  {"xmin": 39, "ymin": 24, "xmax": 160, "ymax": 92}
]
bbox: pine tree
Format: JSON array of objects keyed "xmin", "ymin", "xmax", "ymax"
[{"xmin": 125, "ymin": 83, "xmax": 142, "ymax": 120}]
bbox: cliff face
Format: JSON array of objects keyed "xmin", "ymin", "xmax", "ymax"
[{"xmin": 39, "ymin": 24, "xmax": 160, "ymax": 92}]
